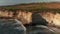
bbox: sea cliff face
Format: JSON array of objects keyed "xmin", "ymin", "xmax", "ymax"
[
  {"xmin": 0, "ymin": 10, "xmax": 32, "ymax": 24},
  {"xmin": 0, "ymin": 10, "xmax": 60, "ymax": 27},
  {"xmin": 40, "ymin": 12, "xmax": 60, "ymax": 27}
]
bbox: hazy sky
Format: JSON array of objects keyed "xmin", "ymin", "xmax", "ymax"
[{"xmin": 0, "ymin": 0, "xmax": 60, "ymax": 6}]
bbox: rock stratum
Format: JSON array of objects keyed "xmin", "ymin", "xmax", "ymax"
[{"xmin": 0, "ymin": 9, "xmax": 60, "ymax": 27}]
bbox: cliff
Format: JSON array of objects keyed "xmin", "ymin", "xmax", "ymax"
[
  {"xmin": 0, "ymin": 10, "xmax": 32, "ymax": 24},
  {"xmin": 0, "ymin": 2, "xmax": 60, "ymax": 27},
  {"xmin": 0, "ymin": 9, "xmax": 60, "ymax": 27},
  {"xmin": 39, "ymin": 12, "xmax": 60, "ymax": 27}
]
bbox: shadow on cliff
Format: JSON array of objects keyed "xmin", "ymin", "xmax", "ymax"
[{"xmin": 30, "ymin": 12, "xmax": 48, "ymax": 26}]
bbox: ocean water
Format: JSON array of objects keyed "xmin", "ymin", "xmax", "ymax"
[{"xmin": 0, "ymin": 19, "xmax": 54, "ymax": 34}]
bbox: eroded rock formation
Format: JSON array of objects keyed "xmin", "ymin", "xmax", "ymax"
[
  {"xmin": 0, "ymin": 10, "xmax": 32, "ymax": 24},
  {"xmin": 0, "ymin": 10, "xmax": 60, "ymax": 27},
  {"xmin": 40, "ymin": 12, "xmax": 60, "ymax": 27}
]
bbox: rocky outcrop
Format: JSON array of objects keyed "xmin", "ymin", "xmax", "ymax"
[
  {"xmin": 31, "ymin": 12, "xmax": 48, "ymax": 26},
  {"xmin": 0, "ymin": 9, "xmax": 60, "ymax": 27},
  {"xmin": 40, "ymin": 12, "xmax": 60, "ymax": 27},
  {"xmin": 0, "ymin": 10, "xmax": 32, "ymax": 24}
]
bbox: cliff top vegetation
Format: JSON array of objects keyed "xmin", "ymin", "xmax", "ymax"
[{"xmin": 0, "ymin": 2, "xmax": 60, "ymax": 13}]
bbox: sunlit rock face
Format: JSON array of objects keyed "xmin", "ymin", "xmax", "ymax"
[
  {"xmin": 0, "ymin": 10, "xmax": 13, "ymax": 17},
  {"xmin": 0, "ymin": 10, "xmax": 32, "ymax": 24},
  {"xmin": 40, "ymin": 12, "xmax": 60, "ymax": 27},
  {"xmin": 53, "ymin": 13, "xmax": 60, "ymax": 27},
  {"xmin": 40, "ymin": 12, "xmax": 55, "ymax": 24},
  {"xmin": 16, "ymin": 10, "xmax": 32, "ymax": 24},
  {"xmin": 0, "ymin": 9, "xmax": 60, "ymax": 27}
]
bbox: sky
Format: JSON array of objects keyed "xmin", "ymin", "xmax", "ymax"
[{"xmin": 0, "ymin": 0, "xmax": 60, "ymax": 6}]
